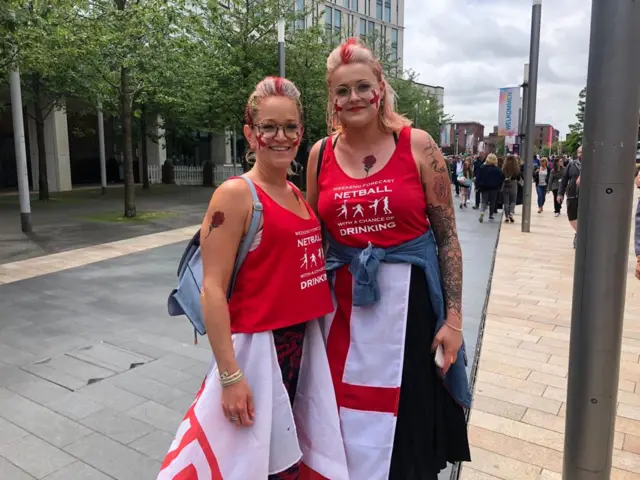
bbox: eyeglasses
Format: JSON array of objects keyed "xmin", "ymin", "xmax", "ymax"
[
  {"xmin": 333, "ymin": 81, "xmax": 375, "ymax": 105},
  {"xmin": 255, "ymin": 122, "xmax": 302, "ymax": 140}
]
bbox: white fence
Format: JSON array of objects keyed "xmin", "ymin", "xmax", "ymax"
[
  {"xmin": 174, "ymin": 166, "xmax": 203, "ymax": 186},
  {"xmin": 146, "ymin": 164, "xmax": 244, "ymax": 186},
  {"xmin": 214, "ymin": 165, "xmax": 244, "ymax": 185},
  {"xmin": 148, "ymin": 165, "xmax": 162, "ymax": 184}
]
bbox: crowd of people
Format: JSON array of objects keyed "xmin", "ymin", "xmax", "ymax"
[
  {"xmin": 158, "ymin": 37, "xmax": 471, "ymax": 480},
  {"xmin": 446, "ymin": 148, "xmax": 583, "ymax": 247}
]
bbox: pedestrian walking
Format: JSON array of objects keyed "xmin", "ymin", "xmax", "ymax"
[
  {"xmin": 501, "ymin": 154, "xmax": 521, "ymax": 223},
  {"xmin": 558, "ymin": 146, "xmax": 582, "ymax": 248},
  {"xmin": 475, "ymin": 153, "xmax": 504, "ymax": 222},
  {"xmin": 549, "ymin": 157, "xmax": 565, "ymax": 216},
  {"xmin": 534, "ymin": 157, "xmax": 550, "ymax": 213},
  {"xmin": 306, "ymin": 37, "xmax": 471, "ymax": 479}
]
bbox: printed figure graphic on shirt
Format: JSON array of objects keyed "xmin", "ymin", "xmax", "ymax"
[
  {"xmin": 353, "ymin": 204, "xmax": 365, "ymax": 217},
  {"xmin": 310, "ymin": 253, "xmax": 318, "ymax": 267},
  {"xmin": 383, "ymin": 196, "xmax": 392, "ymax": 214},
  {"xmin": 317, "ymin": 247, "xmax": 323, "ymax": 259},
  {"xmin": 300, "ymin": 248, "xmax": 308, "ymax": 269},
  {"xmin": 369, "ymin": 198, "xmax": 381, "ymax": 215},
  {"xmin": 337, "ymin": 200, "xmax": 349, "ymax": 219}
]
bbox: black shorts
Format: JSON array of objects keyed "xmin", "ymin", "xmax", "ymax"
[{"xmin": 567, "ymin": 198, "xmax": 579, "ymax": 221}]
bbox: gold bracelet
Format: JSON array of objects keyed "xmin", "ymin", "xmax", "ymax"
[
  {"xmin": 220, "ymin": 369, "xmax": 244, "ymax": 387},
  {"xmin": 445, "ymin": 322, "xmax": 463, "ymax": 332}
]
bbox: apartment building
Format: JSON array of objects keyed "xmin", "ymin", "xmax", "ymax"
[
  {"xmin": 298, "ymin": 0, "xmax": 405, "ymax": 70},
  {"xmin": 533, "ymin": 124, "xmax": 560, "ymax": 150}
]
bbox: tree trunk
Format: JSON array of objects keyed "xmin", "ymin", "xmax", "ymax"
[
  {"xmin": 140, "ymin": 105, "xmax": 149, "ymax": 189},
  {"xmin": 120, "ymin": 66, "xmax": 136, "ymax": 217},
  {"xmin": 33, "ymin": 78, "xmax": 49, "ymax": 201}
]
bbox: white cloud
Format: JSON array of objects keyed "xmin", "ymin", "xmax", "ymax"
[{"xmin": 403, "ymin": 0, "xmax": 591, "ymax": 137}]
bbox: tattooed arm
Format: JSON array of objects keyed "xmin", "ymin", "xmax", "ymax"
[
  {"xmin": 412, "ymin": 129, "xmax": 463, "ymax": 328},
  {"xmin": 200, "ymin": 179, "xmax": 253, "ymax": 374}
]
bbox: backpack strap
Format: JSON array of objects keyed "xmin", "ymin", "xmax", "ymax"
[
  {"xmin": 226, "ymin": 175, "xmax": 263, "ymax": 300},
  {"xmin": 316, "ymin": 137, "xmax": 328, "ymax": 181}
]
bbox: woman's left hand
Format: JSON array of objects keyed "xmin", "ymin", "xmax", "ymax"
[{"xmin": 432, "ymin": 315, "xmax": 463, "ymax": 375}]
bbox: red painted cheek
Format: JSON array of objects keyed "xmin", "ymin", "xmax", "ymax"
[
  {"xmin": 292, "ymin": 136, "xmax": 301, "ymax": 147},
  {"xmin": 334, "ymin": 100, "xmax": 343, "ymax": 112},
  {"xmin": 256, "ymin": 134, "xmax": 268, "ymax": 148},
  {"xmin": 369, "ymin": 90, "xmax": 381, "ymax": 109}
]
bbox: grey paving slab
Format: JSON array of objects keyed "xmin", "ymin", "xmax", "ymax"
[
  {"xmin": 41, "ymin": 461, "xmax": 113, "ymax": 480},
  {"xmin": 0, "ymin": 434, "xmax": 76, "ymax": 479},
  {"xmin": 64, "ymin": 432, "xmax": 161, "ymax": 480},
  {"xmin": 0, "ymin": 456, "xmax": 36, "ymax": 480},
  {"xmin": 0, "ymin": 198, "xmax": 500, "ymax": 480}
]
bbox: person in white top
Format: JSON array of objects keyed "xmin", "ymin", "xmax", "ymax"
[{"xmin": 534, "ymin": 157, "xmax": 550, "ymax": 213}]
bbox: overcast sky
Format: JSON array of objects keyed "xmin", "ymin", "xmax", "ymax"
[{"xmin": 403, "ymin": 0, "xmax": 591, "ymax": 138}]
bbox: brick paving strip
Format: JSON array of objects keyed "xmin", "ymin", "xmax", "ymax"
[
  {"xmin": 460, "ymin": 196, "xmax": 640, "ymax": 480},
  {"xmin": 0, "ymin": 226, "xmax": 200, "ymax": 285}
]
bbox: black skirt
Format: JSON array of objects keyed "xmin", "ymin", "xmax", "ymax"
[
  {"xmin": 389, "ymin": 265, "xmax": 471, "ymax": 479},
  {"xmin": 268, "ymin": 322, "xmax": 306, "ymax": 480}
]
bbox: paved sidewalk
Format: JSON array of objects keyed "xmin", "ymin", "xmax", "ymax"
[
  {"xmin": 0, "ymin": 191, "xmax": 498, "ymax": 480},
  {"xmin": 461, "ymin": 198, "xmax": 640, "ymax": 480}
]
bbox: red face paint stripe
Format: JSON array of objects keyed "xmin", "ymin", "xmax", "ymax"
[
  {"xmin": 334, "ymin": 100, "xmax": 343, "ymax": 112},
  {"xmin": 256, "ymin": 133, "xmax": 268, "ymax": 147},
  {"xmin": 370, "ymin": 90, "xmax": 380, "ymax": 109}
]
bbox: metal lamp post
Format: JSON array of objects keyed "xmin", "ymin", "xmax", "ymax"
[
  {"xmin": 277, "ymin": 18, "xmax": 286, "ymax": 78},
  {"xmin": 563, "ymin": 0, "xmax": 640, "ymax": 477},
  {"xmin": 521, "ymin": 0, "xmax": 542, "ymax": 233}
]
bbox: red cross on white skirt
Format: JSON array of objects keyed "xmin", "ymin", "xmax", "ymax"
[{"xmin": 326, "ymin": 267, "xmax": 401, "ymax": 416}]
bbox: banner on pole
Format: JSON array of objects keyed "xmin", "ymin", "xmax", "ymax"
[
  {"xmin": 498, "ymin": 87, "xmax": 521, "ymax": 137},
  {"xmin": 439, "ymin": 124, "xmax": 451, "ymax": 147}
]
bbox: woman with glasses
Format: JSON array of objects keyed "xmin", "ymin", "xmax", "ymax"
[
  {"xmin": 159, "ymin": 77, "xmax": 348, "ymax": 480},
  {"xmin": 306, "ymin": 38, "xmax": 471, "ymax": 479}
]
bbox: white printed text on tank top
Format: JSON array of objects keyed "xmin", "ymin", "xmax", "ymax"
[
  {"xmin": 295, "ymin": 225, "xmax": 327, "ymax": 290},
  {"xmin": 332, "ymin": 178, "xmax": 397, "ymax": 237}
]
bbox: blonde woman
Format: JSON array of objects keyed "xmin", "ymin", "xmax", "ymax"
[
  {"xmin": 306, "ymin": 37, "xmax": 471, "ymax": 479},
  {"xmin": 475, "ymin": 153, "xmax": 505, "ymax": 222},
  {"xmin": 534, "ymin": 157, "xmax": 550, "ymax": 213},
  {"xmin": 159, "ymin": 77, "xmax": 347, "ymax": 480}
]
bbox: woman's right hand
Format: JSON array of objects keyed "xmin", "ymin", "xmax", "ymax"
[{"xmin": 221, "ymin": 378, "xmax": 255, "ymax": 427}]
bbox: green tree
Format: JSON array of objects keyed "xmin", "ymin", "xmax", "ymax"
[
  {"xmin": 565, "ymin": 87, "xmax": 586, "ymax": 155},
  {"xmin": 287, "ymin": 25, "xmax": 330, "ymax": 148},
  {"xmin": 5, "ymin": 0, "xmax": 85, "ymax": 201},
  {"xmin": 69, "ymin": 0, "xmax": 207, "ymax": 217}
]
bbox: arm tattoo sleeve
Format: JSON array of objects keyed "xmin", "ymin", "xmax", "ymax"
[{"xmin": 423, "ymin": 142, "xmax": 463, "ymax": 317}]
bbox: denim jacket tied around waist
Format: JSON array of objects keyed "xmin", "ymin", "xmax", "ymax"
[{"xmin": 324, "ymin": 230, "xmax": 472, "ymax": 409}]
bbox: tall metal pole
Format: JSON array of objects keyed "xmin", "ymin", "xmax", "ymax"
[
  {"xmin": 519, "ymin": 64, "xmax": 529, "ymax": 163},
  {"xmin": 521, "ymin": 0, "xmax": 541, "ymax": 233},
  {"xmin": 563, "ymin": 0, "xmax": 640, "ymax": 477},
  {"xmin": 10, "ymin": 67, "xmax": 32, "ymax": 233},
  {"xmin": 277, "ymin": 19, "xmax": 286, "ymax": 78},
  {"xmin": 97, "ymin": 102, "xmax": 107, "ymax": 195}
]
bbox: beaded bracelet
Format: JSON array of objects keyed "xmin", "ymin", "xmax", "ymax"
[{"xmin": 220, "ymin": 369, "xmax": 244, "ymax": 387}]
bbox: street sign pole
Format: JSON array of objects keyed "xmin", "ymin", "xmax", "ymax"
[
  {"xmin": 563, "ymin": 0, "xmax": 640, "ymax": 478},
  {"xmin": 521, "ymin": 0, "xmax": 542, "ymax": 233}
]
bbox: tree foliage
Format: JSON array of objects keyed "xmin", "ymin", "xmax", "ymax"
[
  {"xmin": 565, "ymin": 87, "xmax": 586, "ymax": 155},
  {"xmin": 4, "ymin": 0, "xmax": 452, "ymax": 212}
]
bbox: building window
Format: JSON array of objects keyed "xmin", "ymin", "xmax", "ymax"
[
  {"xmin": 365, "ymin": 0, "xmax": 369, "ymax": 16},
  {"xmin": 351, "ymin": 0, "xmax": 358, "ymax": 12},
  {"xmin": 296, "ymin": 0, "xmax": 305, "ymax": 30},
  {"xmin": 334, "ymin": 9, "xmax": 342, "ymax": 39},
  {"xmin": 360, "ymin": 18, "xmax": 366, "ymax": 39},
  {"xmin": 376, "ymin": 0, "xmax": 382, "ymax": 20},
  {"xmin": 325, "ymin": 6, "xmax": 333, "ymax": 36},
  {"xmin": 342, "ymin": 0, "xmax": 349, "ymax": 7},
  {"xmin": 384, "ymin": 0, "xmax": 391, "ymax": 22},
  {"xmin": 391, "ymin": 28, "xmax": 398, "ymax": 61}
]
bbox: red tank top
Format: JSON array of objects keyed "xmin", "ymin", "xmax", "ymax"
[
  {"xmin": 228, "ymin": 182, "xmax": 333, "ymax": 334},
  {"xmin": 317, "ymin": 127, "xmax": 430, "ymax": 248}
]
